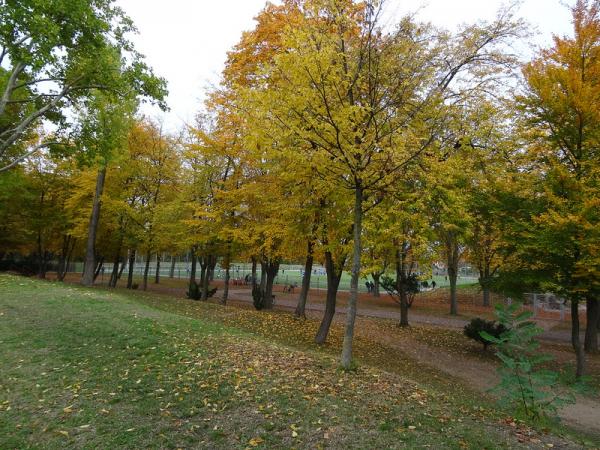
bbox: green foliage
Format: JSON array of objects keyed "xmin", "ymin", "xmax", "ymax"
[
  {"xmin": 380, "ymin": 274, "xmax": 420, "ymax": 296},
  {"xmin": 0, "ymin": 0, "xmax": 167, "ymax": 171},
  {"xmin": 481, "ymin": 302, "xmax": 575, "ymax": 420},
  {"xmin": 463, "ymin": 318, "xmax": 506, "ymax": 350}
]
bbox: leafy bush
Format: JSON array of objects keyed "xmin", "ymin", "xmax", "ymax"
[
  {"xmin": 252, "ymin": 285, "xmax": 265, "ymax": 310},
  {"xmin": 481, "ymin": 302, "xmax": 575, "ymax": 420},
  {"xmin": 131, "ymin": 283, "xmax": 139, "ymax": 290},
  {"xmin": 380, "ymin": 273, "xmax": 420, "ymax": 307},
  {"xmin": 187, "ymin": 281, "xmax": 217, "ymax": 300},
  {"xmin": 187, "ymin": 281, "xmax": 200, "ymax": 300},
  {"xmin": 464, "ymin": 318, "xmax": 506, "ymax": 350}
]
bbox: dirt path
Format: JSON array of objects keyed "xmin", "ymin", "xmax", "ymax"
[
  {"xmin": 361, "ymin": 322, "xmax": 600, "ymax": 436},
  {"xmin": 225, "ymin": 288, "xmax": 600, "ymax": 436},
  {"xmin": 227, "ymin": 288, "xmax": 581, "ymax": 344}
]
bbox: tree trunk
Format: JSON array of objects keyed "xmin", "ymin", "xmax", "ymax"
[
  {"xmin": 200, "ymin": 259, "xmax": 209, "ymax": 301},
  {"xmin": 154, "ymin": 253, "xmax": 161, "ymax": 284},
  {"xmin": 109, "ymin": 256, "xmax": 119, "ymax": 288},
  {"xmin": 251, "ymin": 257, "xmax": 257, "ymax": 286},
  {"xmin": 126, "ymin": 249, "xmax": 136, "ymax": 288},
  {"xmin": 169, "ymin": 256, "xmax": 176, "ymax": 278},
  {"xmin": 482, "ymin": 286, "xmax": 491, "ymax": 307},
  {"xmin": 36, "ymin": 228, "xmax": 46, "ymax": 279},
  {"xmin": 584, "ymin": 298, "xmax": 599, "ymax": 353},
  {"xmin": 127, "ymin": 249, "xmax": 136, "ymax": 289},
  {"xmin": 57, "ymin": 235, "xmax": 69, "ymax": 281},
  {"xmin": 223, "ymin": 265, "xmax": 230, "ymax": 305},
  {"xmin": 262, "ymin": 259, "xmax": 280, "ymax": 310},
  {"xmin": 446, "ymin": 235, "xmax": 460, "ymax": 315},
  {"xmin": 57, "ymin": 235, "xmax": 75, "ymax": 282},
  {"xmin": 371, "ymin": 272, "xmax": 381, "ymax": 297},
  {"xmin": 341, "ymin": 186, "xmax": 362, "ymax": 369},
  {"xmin": 109, "ymin": 236, "xmax": 123, "ymax": 288},
  {"xmin": 188, "ymin": 247, "xmax": 197, "ymax": 295},
  {"xmin": 93, "ymin": 257, "xmax": 104, "ymax": 282},
  {"xmin": 396, "ymin": 251, "xmax": 409, "ymax": 327},
  {"xmin": 479, "ymin": 266, "xmax": 491, "ymax": 307},
  {"xmin": 117, "ymin": 258, "xmax": 126, "ymax": 280},
  {"xmin": 39, "ymin": 251, "xmax": 48, "ymax": 279},
  {"xmin": 315, "ymin": 251, "xmax": 343, "ymax": 344},
  {"xmin": 448, "ymin": 264, "xmax": 458, "ymax": 315},
  {"xmin": 81, "ymin": 166, "xmax": 106, "ymax": 286},
  {"xmin": 200, "ymin": 255, "xmax": 216, "ymax": 301},
  {"xmin": 142, "ymin": 252, "xmax": 151, "ymax": 291},
  {"xmin": 295, "ymin": 240, "xmax": 314, "ymax": 318},
  {"xmin": 222, "ymin": 252, "xmax": 230, "ymax": 305},
  {"xmin": 571, "ymin": 299, "xmax": 585, "ymax": 379}
]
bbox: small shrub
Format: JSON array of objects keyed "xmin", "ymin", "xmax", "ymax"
[
  {"xmin": 252, "ymin": 285, "xmax": 265, "ymax": 310},
  {"xmin": 464, "ymin": 318, "xmax": 506, "ymax": 350},
  {"xmin": 187, "ymin": 281, "xmax": 200, "ymax": 300},
  {"xmin": 131, "ymin": 282, "xmax": 139, "ymax": 290},
  {"xmin": 481, "ymin": 302, "xmax": 576, "ymax": 420},
  {"xmin": 187, "ymin": 282, "xmax": 217, "ymax": 300}
]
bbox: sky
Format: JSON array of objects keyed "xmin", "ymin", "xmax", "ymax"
[{"xmin": 115, "ymin": 0, "xmax": 575, "ymax": 130}]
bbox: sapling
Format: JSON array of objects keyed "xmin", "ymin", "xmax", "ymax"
[{"xmin": 481, "ymin": 302, "xmax": 575, "ymax": 420}]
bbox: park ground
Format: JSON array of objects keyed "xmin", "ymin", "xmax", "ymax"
[{"xmin": 1, "ymin": 273, "xmax": 599, "ymax": 449}]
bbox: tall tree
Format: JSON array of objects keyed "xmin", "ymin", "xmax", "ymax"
[
  {"xmin": 514, "ymin": 0, "xmax": 600, "ymax": 372},
  {"xmin": 0, "ymin": 0, "xmax": 167, "ymax": 172},
  {"xmin": 239, "ymin": 0, "xmax": 522, "ymax": 368}
]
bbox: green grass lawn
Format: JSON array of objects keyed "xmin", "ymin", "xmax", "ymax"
[{"xmin": 0, "ymin": 274, "xmax": 591, "ymax": 449}]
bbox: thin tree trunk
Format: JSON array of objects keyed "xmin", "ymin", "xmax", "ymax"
[
  {"xmin": 142, "ymin": 252, "xmax": 151, "ymax": 291},
  {"xmin": 40, "ymin": 251, "xmax": 48, "ymax": 279},
  {"xmin": 58, "ymin": 236, "xmax": 76, "ymax": 282},
  {"xmin": 571, "ymin": 299, "xmax": 585, "ymax": 379},
  {"xmin": 263, "ymin": 259, "xmax": 280, "ymax": 310},
  {"xmin": 169, "ymin": 256, "xmax": 176, "ymax": 278},
  {"xmin": 200, "ymin": 255, "xmax": 215, "ymax": 301},
  {"xmin": 57, "ymin": 235, "xmax": 69, "ymax": 281},
  {"xmin": 259, "ymin": 261, "xmax": 267, "ymax": 292},
  {"xmin": 341, "ymin": 186, "xmax": 362, "ymax": 368},
  {"xmin": 315, "ymin": 251, "xmax": 343, "ymax": 344},
  {"xmin": 109, "ymin": 256, "xmax": 119, "ymax": 288},
  {"xmin": 93, "ymin": 257, "xmax": 104, "ymax": 282},
  {"xmin": 446, "ymin": 235, "xmax": 460, "ymax": 315},
  {"xmin": 154, "ymin": 253, "xmax": 161, "ymax": 284},
  {"xmin": 449, "ymin": 268, "xmax": 458, "ymax": 315},
  {"xmin": 201, "ymin": 262, "xmax": 210, "ymax": 301},
  {"xmin": 584, "ymin": 298, "xmax": 599, "ymax": 353},
  {"xmin": 371, "ymin": 272, "xmax": 381, "ymax": 297},
  {"xmin": 480, "ymin": 267, "xmax": 491, "ymax": 307},
  {"xmin": 188, "ymin": 248, "xmax": 197, "ymax": 296},
  {"xmin": 295, "ymin": 240, "xmax": 314, "ymax": 318},
  {"xmin": 223, "ymin": 265, "xmax": 230, "ymax": 305},
  {"xmin": 117, "ymin": 257, "xmax": 126, "ymax": 280},
  {"xmin": 81, "ymin": 166, "xmax": 106, "ymax": 286},
  {"xmin": 36, "ymin": 228, "xmax": 45, "ymax": 279},
  {"xmin": 397, "ymin": 250, "xmax": 409, "ymax": 327},
  {"xmin": 127, "ymin": 249, "xmax": 136, "ymax": 289},
  {"xmin": 109, "ymin": 236, "xmax": 123, "ymax": 288},
  {"xmin": 222, "ymin": 252, "xmax": 230, "ymax": 305},
  {"xmin": 251, "ymin": 258, "xmax": 257, "ymax": 285}
]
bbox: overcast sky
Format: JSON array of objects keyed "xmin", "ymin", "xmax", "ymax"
[{"xmin": 115, "ymin": 0, "xmax": 574, "ymax": 130}]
